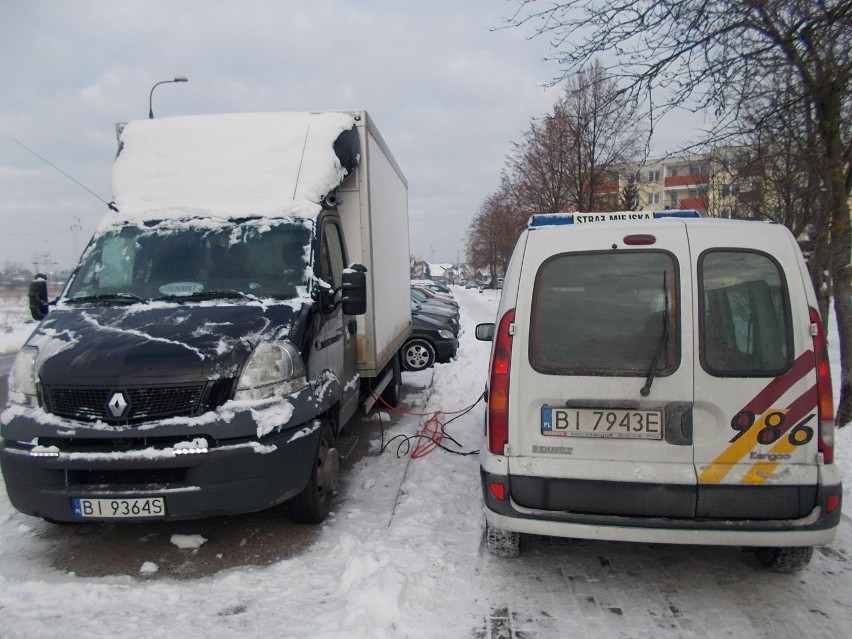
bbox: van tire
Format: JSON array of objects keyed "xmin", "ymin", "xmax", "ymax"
[
  {"xmin": 289, "ymin": 422, "xmax": 339, "ymax": 524},
  {"xmin": 754, "ymin": 546, "xmax": 813, "ymax": 572},
  {"xmin": 486, "ymin": 521, "xmax": 520, "ymax": 558}
]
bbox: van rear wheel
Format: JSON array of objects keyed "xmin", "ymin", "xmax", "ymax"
[
  {"xmin": 754, "ymin": 546, "xmax": 813, "ymax": 572},
  {"xmin": 486, "ymin": 521, "xmax": 520, "ymax": 558},
  {"xmin": 289, "ymin": 422, "xmax": 339, "ymax": 524}
]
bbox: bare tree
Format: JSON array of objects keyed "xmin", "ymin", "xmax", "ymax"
[
  {"xmin": 502, "ymin": 60, "xmax": 645, "ymax": 215},
  {"xmin": 466, "ymin": 192, "xmax": 524, "ymax": 285},
  {"xmin": 501, "ymin": 105, "xmax": 576, "ymax": 215},
  {"xmin": 559, "ymin": 60, "xmax": 645, "ymax": 211},
  {"xmin": 508, "ymin": 0, "xmax": 852, "ymax": 424}
]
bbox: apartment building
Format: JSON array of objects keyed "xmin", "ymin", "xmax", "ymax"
[{"xmin": 609, "ymin": 149, "xmax": 766, "ymax": 218}]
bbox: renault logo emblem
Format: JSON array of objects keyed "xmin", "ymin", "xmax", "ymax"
[{"xmin": 107, "ymin": 392, "xmax": 129, "ymax": 418}]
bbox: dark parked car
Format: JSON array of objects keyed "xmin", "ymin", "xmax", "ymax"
[
  {"xmin": 411, "ymin": 286, "xmax": 458, "ymax": 309},
  {"xmin": 410, "ymin": 299, "xmax": 460, "ymax": 335},
  {"xmin": 411, "ymin": 279, "xmax": 454, "ymax": 296},
  {"xmin": 401, "ymin": 312, "xmax": 459, "ymax": 371}
]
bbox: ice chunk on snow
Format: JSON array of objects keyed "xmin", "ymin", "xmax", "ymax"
[{"xmin": 170, "ymin": 534, "xmax": 208, "ymax": 549}]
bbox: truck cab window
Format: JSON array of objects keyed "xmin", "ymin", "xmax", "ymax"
[{"xmin": 320, "ymin": 222, "xmax": 346, "ymax": 293}]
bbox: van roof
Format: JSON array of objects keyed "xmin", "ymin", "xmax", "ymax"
[{"xmin": 527, "ymin": 209, "xmax": 701, "ymax": 229}]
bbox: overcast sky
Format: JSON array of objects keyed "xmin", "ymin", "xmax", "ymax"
[{"xmin": 0, "ymin": 0, "xmax": 700, "ymax": 272}]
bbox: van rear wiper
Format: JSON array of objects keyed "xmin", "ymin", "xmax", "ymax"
[{"xmin": 640, "ymin": 271, "xmax": 669, "ymax": 397}]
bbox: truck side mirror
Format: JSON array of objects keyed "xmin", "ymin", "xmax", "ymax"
[
  {"xmin": 341, "ymin": 264, "xmax": 367, "ymax": 316},
  {"xmin": 28, "ymin": 274, "xmax": 49, "ymax": 320}
]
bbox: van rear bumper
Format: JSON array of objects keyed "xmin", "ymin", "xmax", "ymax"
[
  {"xmin": 481, "ymin": 469, "xmax": 842, "ymax": 547},
  {"xmin": 0, "ymin": 423, "xmax": 322, "ymax": 523}
]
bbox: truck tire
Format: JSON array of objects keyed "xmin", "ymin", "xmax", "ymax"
[
  {"xmin": 381, "ymin": 381, "xmax": 400, "ymax": 407},
  {"xmin": 289, "ymin": 422, "xmax": 340, "ymax": 524},
  {"xmin": 486, "ymin": 521, "xmax": 520, "ymax": 558},
  {"xmin": 401, "ymin": 338, "xmax": 436, "ymax": 372},
  {"xmin": 754, "ymin": 546, "xmax": 813, "ymax": 572}
]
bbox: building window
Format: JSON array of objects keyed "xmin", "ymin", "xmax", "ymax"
[
  {"xmin": 648, "ymin": 192, "xmax": 660, "ymax": 204},
  {"xmin": 648, "ymin": 170, "xmax": 661, "ymax": 182}
]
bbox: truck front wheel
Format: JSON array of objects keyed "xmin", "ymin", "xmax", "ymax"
[{"xmin": 289, "ymin": 422, "xmax": 340, "ymax": 524}]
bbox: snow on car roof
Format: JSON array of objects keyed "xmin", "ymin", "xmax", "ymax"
[{"xmin": 108, "ymin": 111, "xmax": 357, "ymax": 227}]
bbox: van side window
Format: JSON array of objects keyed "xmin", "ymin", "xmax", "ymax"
[
  {"xmin": 529, "ymin": 251, "xmax": 679, "ymax": 376},
  {"xmin": 699, "ymin": 250, "xmax": 792, "ymax": 376}
]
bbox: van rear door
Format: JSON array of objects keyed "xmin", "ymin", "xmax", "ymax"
[
  {"xmin": 508, "ymin": 221, "xmax": 697, "ymax": 519},
  {"xmin": 688, "ymin": 222, "xmax": 820, "ymax": 519}
]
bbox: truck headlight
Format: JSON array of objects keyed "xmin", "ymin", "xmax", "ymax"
[
  {"xmin": 438, "ymin": 329, "xmax": 454, "ymax": 340},
  {"xmin": 8, "ymin": 346, "xmax": 39, "ymax": 406},
  {"xmin": 234, "ymin": 341, "xmax": 308, "ymax": 400}
]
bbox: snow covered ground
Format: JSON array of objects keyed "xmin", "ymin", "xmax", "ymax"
[{"xmin": 1, "ymin": 287, "xmax": 851, "ymax": 638}]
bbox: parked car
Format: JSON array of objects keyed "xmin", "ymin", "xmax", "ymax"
[
  {"xmin": 410, "ymin": 290, "xmax": 460, "ymax": 318},
  {"xmin": 411, "ymin": 279, "xmax": 453, "ymax": 296},
  {"xmin": 475, "ymin": 211, "xmax": 840, "ymax": 571},
  {"xmin": 401, "ymin": 313, "xmax": 459, "ymax": 371},
  {"xmin": 411, "ymin": 284, "xmax": 458, "ymax": 307},
  {"xmin": 411, "ymin": 299, "xmax": 460, "ymax": 335}
]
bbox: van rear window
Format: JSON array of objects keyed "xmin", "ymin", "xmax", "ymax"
[
  {"xmin": 530, "ymin": 251, "xmax": 679, "ymax": 376},
  {"xmin": 699, "ymin": 250, "xmax": 792, "ymax": 376}
]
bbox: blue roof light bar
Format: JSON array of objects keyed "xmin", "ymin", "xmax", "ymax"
[{"xmin": 527, "ymin": 209, "xmax": 701, "ymax": 229}]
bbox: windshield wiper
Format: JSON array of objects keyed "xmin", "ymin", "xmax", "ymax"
[
  {"xmin": 66, "ymin": 293, "xmax": 147, "ymax": 306},
  {"xmin": 640, "ymin": 271, "xmax": 669, "ymax": 397},
  {"xmin": 154, "ymin": 290, "xmax": 259, "ymax": 303}
]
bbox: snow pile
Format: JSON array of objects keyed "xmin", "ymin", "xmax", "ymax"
[
  {"xmin": 0, "ymin": 295, "xmax": 35, "ymax": 356},
  {"xmin": 110, "ymin": 111, "xmax": 357, "ymax": 222}
]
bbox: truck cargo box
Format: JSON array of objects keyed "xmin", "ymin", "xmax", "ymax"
[{"xmin": 337, "ymin": 111, "xmax": 410, "ymax": 377}]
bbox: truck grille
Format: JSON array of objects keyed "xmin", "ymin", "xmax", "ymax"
[{"xmin": 43, "ymin": 384, "xmax": 209, "ymax": 425}]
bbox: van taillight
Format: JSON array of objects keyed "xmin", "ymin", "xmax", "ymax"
[
  {"xmin": 488, "ymin": 309, "xmax": 515, "ymax": 455},
  {"xmin": 809, "ymin": 307, "xmax": 835, "ymax": 464}
]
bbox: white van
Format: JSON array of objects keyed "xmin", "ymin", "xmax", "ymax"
[{"xmin": 475, "ymin": 212, "xmax": 841, "ymax": 571}]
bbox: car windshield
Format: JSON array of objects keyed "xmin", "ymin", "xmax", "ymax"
[{"xmin": 65, "ymin": 218, "xmax": 313, "ymax": 303}]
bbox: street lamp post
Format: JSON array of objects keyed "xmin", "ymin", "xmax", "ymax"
[{"xmin": 148, "ymin": 76, "xmax": 189, "ymax": 119}]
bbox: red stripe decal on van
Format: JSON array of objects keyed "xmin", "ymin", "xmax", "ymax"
[
  {"xmin": 698, "ymin": 351, "xmax": 817, "ymax": 485},
  {"xmin": 740, "ymin": 351, "xmax": 815, "ymax": 416}
]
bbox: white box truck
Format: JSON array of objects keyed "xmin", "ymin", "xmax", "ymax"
[{"xmin": 1, "ymin": 110, "xmax": 410, "ymax": 524}]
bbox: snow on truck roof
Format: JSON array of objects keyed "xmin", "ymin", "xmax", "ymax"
[{"xmin": 108, "ymin": 111, "xmax": 359, "ymax": 227}]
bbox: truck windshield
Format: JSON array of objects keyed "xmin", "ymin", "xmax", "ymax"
[{"xmin": 65, "ymin": 219, "xmax": 313, "ymax": 303}]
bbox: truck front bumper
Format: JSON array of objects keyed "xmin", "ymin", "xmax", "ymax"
[{"xmin": 0, "ymin": 395, "xmax": 324, "ymax": 522}]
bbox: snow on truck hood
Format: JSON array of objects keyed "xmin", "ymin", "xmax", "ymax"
[
  {"xmin": 28, "ymin": 302, "xmax": 305, "ymax": 387},
  {"xmin": 109, "ymin": 111, "xmax": 358, "ymax": 224}
]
